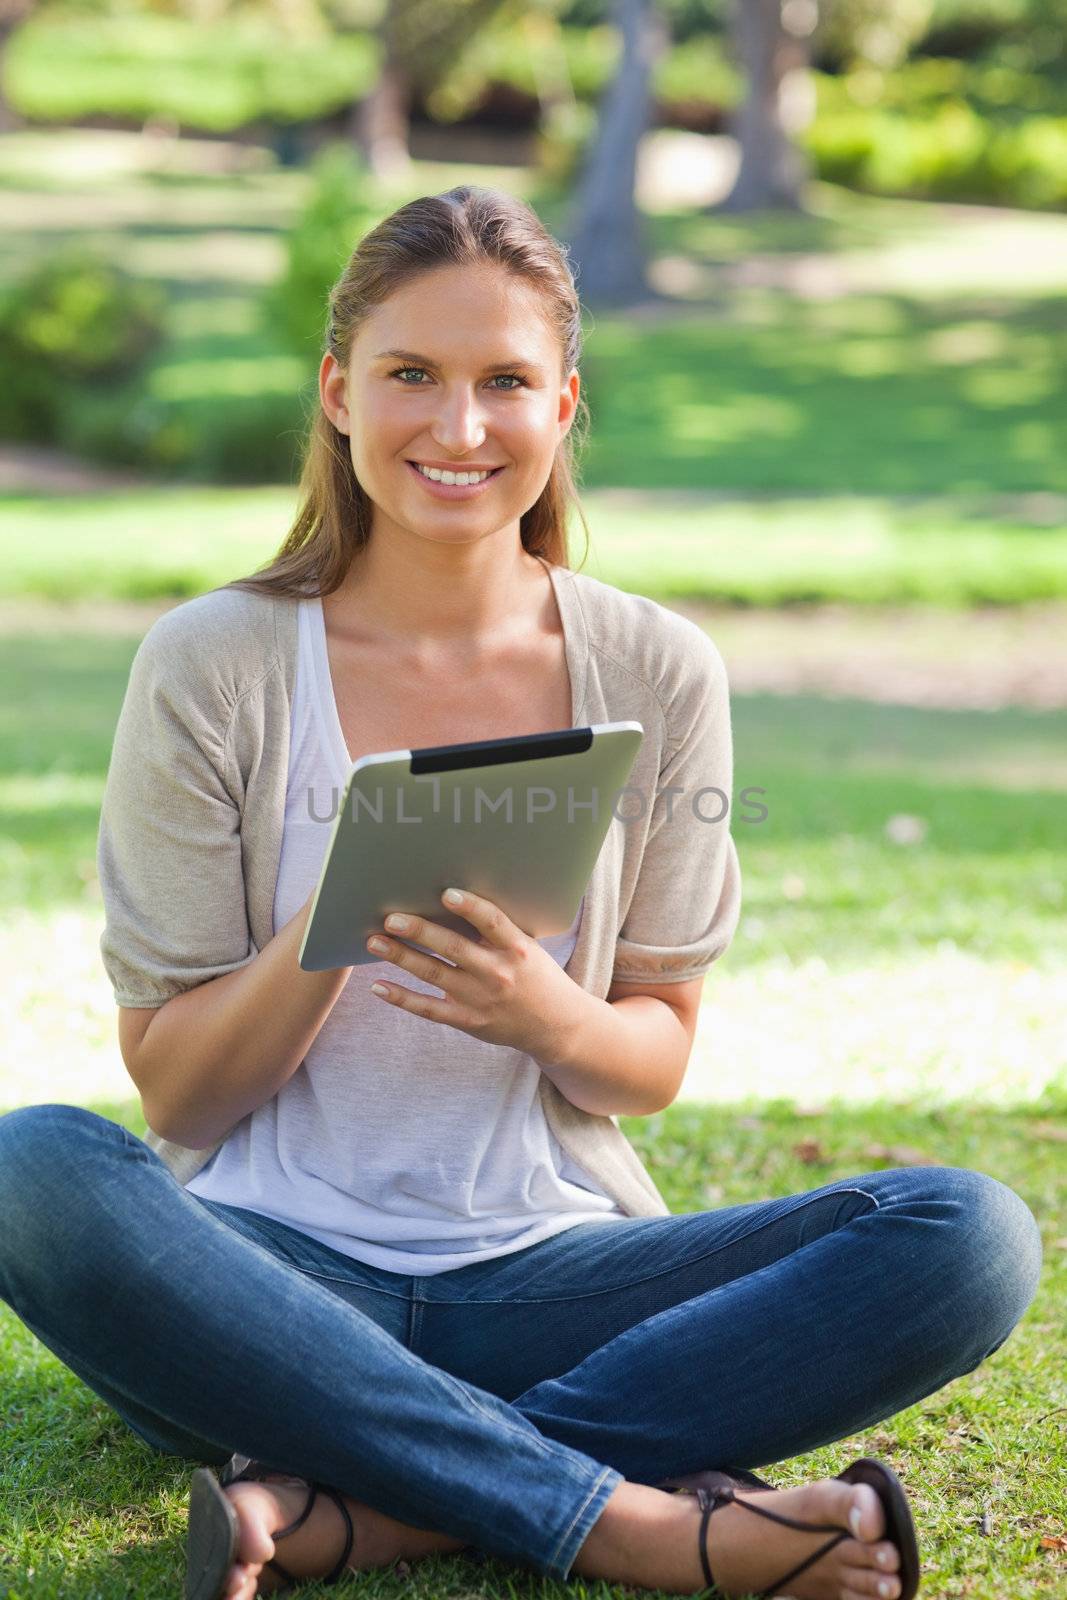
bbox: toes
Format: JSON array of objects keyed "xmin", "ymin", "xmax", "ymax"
[
  {"xmin": 224, "ymin": 1563, "xmax": 256, "ymax": 1600},
  {"xmin": 225, "ymin": 1485, "xmax": 276, "ymax": 1566},
  {"xmin": 840, "ymin": 1537, "xmax": 901, "ymax": 1573},
  {"xmin": 843, "ymin": 1482, "xmax": 885, "ymax": 1543},
  {"xmin": 840, "ymin": 1567, "xmax": 902, "ymax": 1599}
]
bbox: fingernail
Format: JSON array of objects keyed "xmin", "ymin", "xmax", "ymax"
[
  {"xmin": 877, "ymin": 1549, "xmax": 891, "ymax": 1567},
  {"xmin": 879, "ymin": 1582, "xmax": 894, "ymax": 1598},
  {"xmin": 385, "ymin": 914, "xmax": 409, "ymax": 931},
  {"xmin": 849, "ymin": 1503, "xmax": 863, "ymax": 1536},
  {"xmin": 444, "ymin": 888, "xmax": 463, "ymax": 905}
]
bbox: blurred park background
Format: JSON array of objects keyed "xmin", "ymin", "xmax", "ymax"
[{"xmin": 1, "ymin": 0, "xmax": 1066, "ymax": 1595}]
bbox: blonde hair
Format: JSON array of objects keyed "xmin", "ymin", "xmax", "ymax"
[{"xmin": 221, "ymin": 184, "xmax": 590, "ymax": 600}]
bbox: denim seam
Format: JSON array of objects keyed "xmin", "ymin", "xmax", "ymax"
[
  {"xmin": 192, "ymin": 1209, "xmax": 415, "ymax": 1300},
  {"xmin": 281, "ymin": 1269, "xmax": 410, "ymax": 1300},
  {"xmin": 546, "ymin": 1464, "xmax": 620, "ymax": 1577},
  {"xmin": 200, "ymin": 1203, "xmax": 415, "ymax": 1299},
  {"xmin": 437, "ymin": 1187, "xmax": 882, "ymax": 1306},
  {"xmin": 409, "ymin": 1278, "xmax": 426, "ymax": 1352}
]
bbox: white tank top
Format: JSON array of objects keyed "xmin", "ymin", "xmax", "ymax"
[{"xmin": 185, "ymin": 595, "xmax": 625, "ymax": 1273}]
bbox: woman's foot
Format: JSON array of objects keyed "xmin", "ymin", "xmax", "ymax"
[
  {"xmin": 215, "ymin": 1474, "xmax": 467, "ymax": 1600},
  {"xmin": 572, "ymin": 1476, "xmax": 906, "ymax": 1600},
  {"xmin": 684, "ymin": 1477, "xmax": 904, "ymax": 1600},
  {"xmin": 213, "ymin": 1471, "xmax": 908, "ymax": 1600}
]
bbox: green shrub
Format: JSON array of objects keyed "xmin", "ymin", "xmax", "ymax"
[
  {"xmin": 427, "ymin": 23, "xmax": 739, "ymax": 124},
  {"xmin": 0, "ymin": 251, "xmax": 165, "ymax": 445},
  {"xmin": 4, "ymin": 11, "xmax": 378, "ymax": 132},
  {"xmin": 986, "ymin": 115, "xmax": 1067, "ymax": 206},
  {"xmin": 58, "ymin": 377, "xmax": 313, "ymax": 483},
  {"xmin": 534, "ymin": 99, "xmax": 599, "ymax": 188},
  {"xmin": 0, "ymin": 217, "xmax": 329, "ymax": 481},
  {"xmin": 58, "ymin": 381, "xmax": 198, "ymax": 474},
  {"xmin": 179, "ymin": 387, "xmax": 313, "ymax": 483},
  {"xmin": 805, "ymin": 62, "xmax": 1067, "ymax": 206},
  {"xmin": 261, "ymin": 143, "xmax": 381, "ymax": 362},
  {"xmin": 865, "ymin": 101, "xmax": 989, "ymax": 197}
]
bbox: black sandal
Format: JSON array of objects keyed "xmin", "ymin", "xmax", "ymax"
[
  {"xmin": 184, "ymin": 1451, "xmax": 355, "ymax": 1600},
  {"xmin": 694, "ymin": 1455, "xmax": 921, "ymax": 1600},
  {"xmin": 657, "ymin": 1466, "xmax": 778, "ymax": 1495}
]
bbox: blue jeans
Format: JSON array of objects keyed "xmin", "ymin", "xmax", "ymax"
[{"xmin": 0, "ymin": 1103, "xmax": 1042, "ymax": 1580}]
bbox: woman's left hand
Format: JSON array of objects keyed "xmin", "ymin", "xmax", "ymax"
[{"xmin": 365, "ymin": 887, "xmax": 580, "ymax": 1063}]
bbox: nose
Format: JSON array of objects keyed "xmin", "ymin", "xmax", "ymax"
[{"xmin": 429, "ymin": 385, "xmax": 488, "ymax": 456}]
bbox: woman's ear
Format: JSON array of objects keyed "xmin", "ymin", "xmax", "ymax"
[
  {"xmin": 320, "ymin": 352, "xmax": 351, "ymax": 435},
  {"xmin": 558, "ymin": 367, "xmax": 580, "ymax": 439}
]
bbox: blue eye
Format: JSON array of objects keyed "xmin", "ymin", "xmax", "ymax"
[{"xmin": 388, "ymin": 367, "xmax": 526, "ymax": 389}]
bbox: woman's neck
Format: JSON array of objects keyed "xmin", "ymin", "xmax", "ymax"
[{"xmin": 324, "ymin": 540, "xmax": 550, "ymax": 652}]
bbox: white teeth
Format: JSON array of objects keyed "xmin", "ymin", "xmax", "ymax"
[{"xmin": 414, "ymin": 464, "xmax": 492, "ymax": 485}]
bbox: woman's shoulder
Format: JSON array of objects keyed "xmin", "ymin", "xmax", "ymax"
[
  {"xmin": 563, "ymin": 565, "xmax": 727, "ymax": 703},
  {"xmin": 133, "ymin": 583, "xmax": 297, "ymax": 699}
]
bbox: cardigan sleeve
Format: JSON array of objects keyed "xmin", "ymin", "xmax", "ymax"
[
  {"xmin": 96, "ymin": 617, "xmax": 256, "ymax": 1008},
  {"xmin": 611, "ymin": 624, "xmax": 742, "ymax": 984}
]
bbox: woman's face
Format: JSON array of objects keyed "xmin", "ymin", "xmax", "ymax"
[{"xmin": 320, "ymin": 261, "xmax": 580, "ymax": 548}]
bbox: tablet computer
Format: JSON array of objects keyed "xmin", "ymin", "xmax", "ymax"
[{"xmin": 298, "ymin": 721, "xmax": 644, "ymax": 971}]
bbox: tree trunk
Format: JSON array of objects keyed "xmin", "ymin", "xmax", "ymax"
[
  {"xmin": 563, "ymin": 0, "xmax": 667, "ymax": 308},
  {"xmin": 351, "ymin": 37, "xmax": 412, "ymax": 182},
  {"xmin": 0, "ymin": 9, "xmax": 31, "ymax": 132},
  {"xmin": 718, "ymin": 0, "xmax": 816, "ymax": 212}
]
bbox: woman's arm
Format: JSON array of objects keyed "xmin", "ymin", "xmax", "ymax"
[
  {"xmin": 534, "ymin": 975, "xmax": 705, "ymax": 1117},
  {"xmin": 99, "ymin": 611, "xmax": 354, "ymax": 1149},
  {"xmin": 124, "ymin": 888, "xmax": 352, "ymax": 1149}
]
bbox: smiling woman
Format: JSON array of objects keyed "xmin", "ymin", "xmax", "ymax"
[
  {"xmin": 313, "ymin": 258, "xmax": 578, "ymax": 544},
  {"xmin": 0, "ymin": 186, "xmax": 1042, "ymax": 1600}
]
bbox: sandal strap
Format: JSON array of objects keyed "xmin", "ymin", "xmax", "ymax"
[
  {"xmin": 716, "ymin": 1491, "xmax": 846, "ymax": 1536},
  {"xmin": 695, "ymin": 1484, "xmax": 852, "ymax": 1600},
  {"xmin": 251, "ymin": 1484, "xmax": 355, "ymax": 1589},
  {"xmin": 265, "ymin": 1554, "xmax": 298, "ymax": 1586},
  {"xmin": 217, "ymin": 1456, "xmax": 354, "ymax": 1588},
  {"xmin": 761, "ymin": 1530, "xmax": 849, "ymax": 1596},
  {"xmin": 271, "ymin": 1483, "xmax": 317, "ymax": 1543},
  {"xmin": 315, "ymin": 1484, "xmax": 356, "ymax": 1584},
  {"xmin": 696, "ymin": 1487, "xmax": 733, "ymax": 1590}
]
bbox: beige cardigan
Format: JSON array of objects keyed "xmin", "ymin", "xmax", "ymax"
[{"xmin": 96, "ymin": 559, "xmax": 741, "ymax": 1216}]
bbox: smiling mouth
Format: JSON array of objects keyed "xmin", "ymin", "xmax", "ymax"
[{"xmin": 407, "ymin": 461, "xmax": 505, "ymax": 475}]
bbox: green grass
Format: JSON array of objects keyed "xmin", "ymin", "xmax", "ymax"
[
  {"xmin": 2, "ymin": 621, "xmax": 1066, "ymax": 970},
  {"xmin": 0, "ymin": 617, "xmax": 1064, "ymax": 1593},
  {"xmin": 3, "ymin": 134, "xmax": 1066, "ymax": 603},
  {"xmin": 2, "ymin": 132, "xmax": 1067, "ymax": 593},
  {"xmin": 3, "ymin": 485, "xmax": 1067, "ymax": 607},
  {"xmin": 1, "ymin": 1093, "xmax": 1064, "ymax": 1598},
  {"xmin": 2, "ymin": 133, "xmax": 1066, "ymax": 1594},
  {"xmin": 0, "ymin": 611, "xmax": 1062, "ymax": 1587},
  {"xmin": 578, "ymin": 291, "xmax": 1067, "ymax": 496}
]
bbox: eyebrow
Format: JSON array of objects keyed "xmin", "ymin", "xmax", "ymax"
[{"xmin": 374, "ymin": 347, "xmax": 545, "ymax": 375}]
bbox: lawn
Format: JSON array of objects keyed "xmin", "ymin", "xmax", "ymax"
[
  {"xmin": 1, "ymin": 129, "xmax": 1066, "ymax": 606},
  {"xmin": 1, "ymin": 1094, "xmax": 1063, "ymax": 1599},
  {"xmin": 3, "ymin": 484, "xmax": 1067, "ymax": 606},
  {"xmin": 1, "ymin": 604, "xmax": 1064, "ymax": 1597},
  {"xmin": 1, "ymin": 129, "xmax": 1064, "ymax": 1599}
]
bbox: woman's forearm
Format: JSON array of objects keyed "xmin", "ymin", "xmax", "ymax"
[
  {"xmin": 537, "ymin": 990, "xmax": 693, "ymax": 1117},
  {"xmin": 133, "ymin": 890, "xmax": 353, "ymax": 1149}
]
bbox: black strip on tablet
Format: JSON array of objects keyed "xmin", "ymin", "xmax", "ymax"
[{"xmin": 409, "ymin": 726, "xmax": 594, "ymax": 774}]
